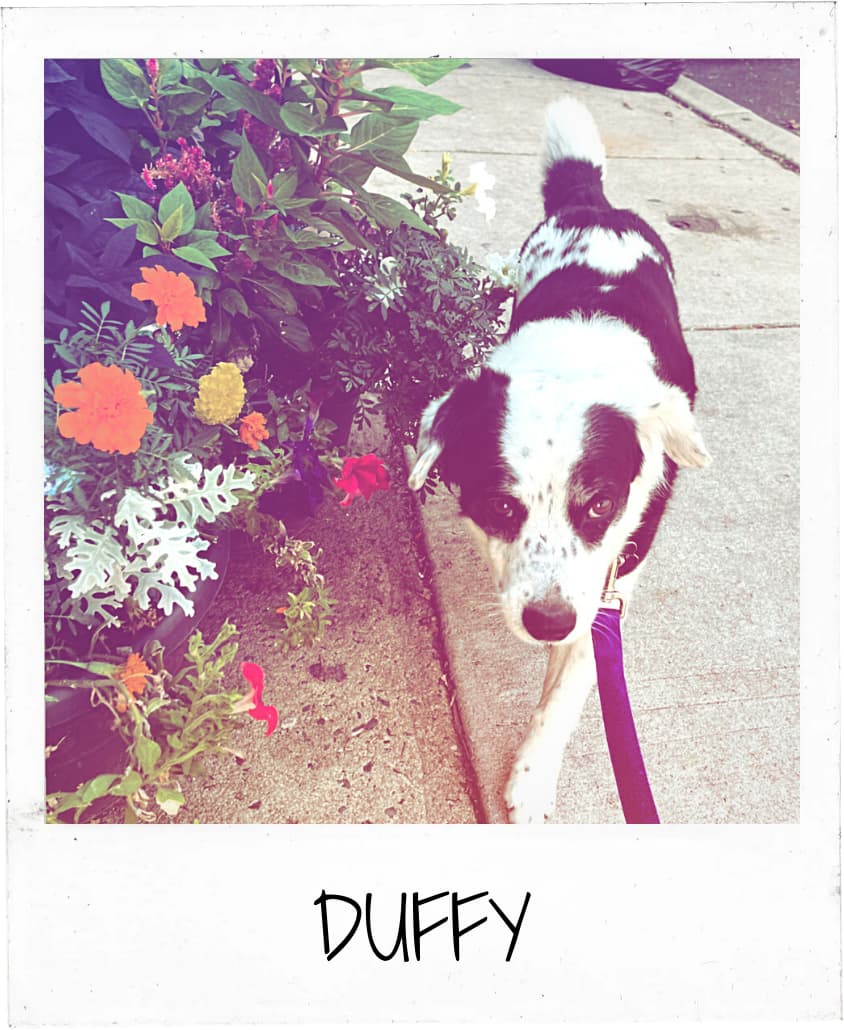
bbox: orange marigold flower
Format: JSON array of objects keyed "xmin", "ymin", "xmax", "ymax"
[
  {"xmin": 131, "ymin": 264, "xmax": 207, "ymax": 332},
  {"xmin": 53, "ymin": 362, "xmax": 154, "ymax": 455},
  {"xmin": 118, "ymin": 652, "xmax": 152, "ymax": 707},
  {"xmin": 239, "ymin": 411, "xmax": 270, "ymax": 451}
]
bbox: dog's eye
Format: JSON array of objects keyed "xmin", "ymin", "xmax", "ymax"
[
  {"xmin": 587, "ymin": 495, "xmax": 614, "ymax": 519},
  {"xmin": 488, "ymin": 496, "xmax": 516, "ymax": 519}
]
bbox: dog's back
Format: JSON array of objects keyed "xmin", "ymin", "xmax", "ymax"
[{"xmin": 513, "ymin": 99, "xmax": 696, "ymax": 401}]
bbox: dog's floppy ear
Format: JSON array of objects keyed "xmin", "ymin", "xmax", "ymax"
[
  {"xmin": 407, "ymin": 388, "xmax": 454, "ymax": 490},
  {"xmin": 408, "ymin": 369, "xmax": 510, "ymax": 490},
  {"xmin": 640, "ymin": 385, "xmax": 712, "ymax": 468}
]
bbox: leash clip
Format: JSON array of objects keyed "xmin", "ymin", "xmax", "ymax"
[{"xmin": 601, "ymin": 555, "xmax": 627, "ymax": 618}]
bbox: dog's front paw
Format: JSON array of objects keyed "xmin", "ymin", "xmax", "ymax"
[{"xmin": 504, "ymin": 763, "xmax": 558, "ymax": 824}]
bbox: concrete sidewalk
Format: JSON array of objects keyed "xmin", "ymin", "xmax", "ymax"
[{"xmin": 372, "ymin": 59, "xmax": 800, "ymax": 823}]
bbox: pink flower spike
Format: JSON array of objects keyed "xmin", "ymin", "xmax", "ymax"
[{"xmin": 240, "ymin": 661, "xmax": 279, "ymax": 736}]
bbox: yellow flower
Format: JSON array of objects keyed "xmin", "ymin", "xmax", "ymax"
[{"xmin": 193, "ymin": 362, "xmax": 246, "ymax": 425}]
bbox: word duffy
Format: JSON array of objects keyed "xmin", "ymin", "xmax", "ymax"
[{"xmin": 314, "ymin": 890, "xmax": 532, "ymax": 961}]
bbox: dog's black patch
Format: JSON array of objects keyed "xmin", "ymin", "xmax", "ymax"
[
  {"xmin": 429, "ymin": 369, "xmax": 528, "ymax": 542},
  {"xmin": 542, "ymin": 159, "xmax": 609, "ymax": 215},
  {"xmin": 566, "ymin": 404, "xmax": 644, "ymax": 548}
]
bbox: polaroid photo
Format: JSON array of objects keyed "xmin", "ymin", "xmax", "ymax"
[{"xmin": 3, "ymin": 1, "xmax": 839, "ymax": 1024}]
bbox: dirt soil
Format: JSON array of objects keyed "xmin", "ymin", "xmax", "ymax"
[{"xmin": 169, "ymin": 420, "xmax": 480, "ymax": 824}]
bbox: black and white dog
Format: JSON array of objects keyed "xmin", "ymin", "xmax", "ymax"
[{"xmin": 408, "ymin": 98, "xmax": 711, "ymax": 823}]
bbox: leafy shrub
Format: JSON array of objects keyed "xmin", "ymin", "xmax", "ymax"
[{"xmin": 91, "ymin": 57, "xmax": 508, "ymax": 421}]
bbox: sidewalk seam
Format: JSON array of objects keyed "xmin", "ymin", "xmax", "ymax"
[
  {"xmin": 401, "ymin": 442, "xmax": 489, "ymax": 824},
  {"xmin": 685, "ymin": 322, "xmax": 800, "ymax": 332}
]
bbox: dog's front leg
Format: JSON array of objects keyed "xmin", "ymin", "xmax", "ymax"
[{"xmin": 504, "ymin": 634, "xmax": 595, "ymax": 823}]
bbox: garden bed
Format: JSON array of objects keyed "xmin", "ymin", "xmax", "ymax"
[
  {"xmin": 44, "ymin": 57, "xmax": 505, "ymax": 824},
  {"xmin": 97, "ymin": 422, "xmax": 479, "ymax": 824}
]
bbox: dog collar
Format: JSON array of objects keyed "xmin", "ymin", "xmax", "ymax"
[{"xmin": 600, "ymin": 540, "xmax": 640, "ymax": 616}]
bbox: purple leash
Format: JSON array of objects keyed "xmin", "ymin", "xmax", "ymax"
[{"xmin": 591, "ymin": 565, "xmax": 660, "ymax": 824}]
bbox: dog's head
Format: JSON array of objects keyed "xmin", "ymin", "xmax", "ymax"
[{"xmin": 408, "ymin": 319, "xmax": 710, "ymax": 645}]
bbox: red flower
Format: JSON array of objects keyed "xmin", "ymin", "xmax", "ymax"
[
  {"xmin": 240, "ymin": 662, "xmax": 278, "ymax": 736},
  {"xmin": 333, "ymin": 453, "xmax": 390, "ymax": 507}
]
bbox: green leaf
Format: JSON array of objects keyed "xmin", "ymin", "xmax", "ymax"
[
  {"xmin": 346, "ymin": 114, "xmax": 418, "ymax": 158},
  {"xmin": 51, "ymin": 793, "xmax": 86, "ymax": 817},
  {"xmin": 369, "ymin": 58, "xmax": 465, "ymax": 86},
  {"xmin": 157, "ymin": 58, "xmax": 184, "ymax": 90},
  {"xmin": 363, "ymin": 150, "xmax": 450, "ymax": 194},
  {"xmin": 181, "ymin": 233, "xmax": 230, "ymax": 258},
  {"xmin": 371, "ymin": 85, "xmax": 461, "ymax": 118},
  {"xmin": 357, "ymin": 191, "xmax": 434, "ymax": 235},
  {"xmin": 158, "ymin": 206, "xmax": 184, "ymax": 243},
  {"xmin": 109, "ymin": 215, "xmax": 160, "ymax": 246},
  {"xmin": 171, "ymin": 244, "xmax": 219, "ymax": 270},
  {"xmin": 245, "ymin": 278, "xmax": 297, "ymax": 313},
  {"xmin": 135, "ymin": 221, "xmax": 160, "ymax": 246},
  {"xmin": 158, "ymin": 181, "xmax": 196, "ymax": 235},
  {"xmin": 155, "ymin": 786, "xmax": 185, "ymax": 816},
  {"xmin": 135, "ymin": 736, "xmax": 162, "ymax": 776},
  {"xmin": 219, "ymin": 288, "xmax": 250, "ymax": 316},
  {"xmin": 160, "ymin": 87, "xmax": 211, "ymax": 117},
  {"xmin": 194, "ymin": 71, "xmax": 286, "ymax": 130},
  {"xmin": 276, "ymin": 102, "xmax": 318, "ymax": 135},
  {"xmin": 270, "ymin": 169, "xmax": 298, "ymax": 204},
  {"xmin": 315, "ymin": 209, "xmax": 375, "ymax": 251},
  {"xmin": 100, "ymin": 58, "xmax": 149, "ymax": 109},
  {"xmin": 144, "ymin": 698, "xmax": 171, "ymax": 717},
  {"xmin": 115, "ymin": 191, "xmax": 156, "ymax": 221},
  {"xmin": 232, "ymin": 134, "xmax": 267, "ymax": 209},
  {"xmin": 328, "ymin": 154, "xmax": 377, "ymax": 190},
  {"xmin": 342, "ymin": 85, "xmax": 397, "ymax": 111},
  {"xmin": 80, "ymin": 774, "xmax": 120, "ymax": 805},
  {"xmin": 70, "ymin": 107, "xmax": 131, "ymax": 162},
  {"xmin": 272, "ymin": 259, "xmax": 337, "ymax": 287},
  {"xmin": 111, "ymin": 771, "xmax": 143, "ymax": 797},
  {"xmin": 276, "ymin": 313, "xmax": 314, "ymax": 352}
]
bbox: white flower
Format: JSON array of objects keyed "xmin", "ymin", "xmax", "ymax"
[
  {"xmin": 467, "ymin": 161, "xmax": 496, "ymax": 222},
  {"xmin": 485, "ymin": 249, "xmax": 522, "ymax": 290}
]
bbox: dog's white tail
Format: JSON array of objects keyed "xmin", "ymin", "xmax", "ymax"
[
  {"xmin": 541, "ymin": 98, "xmax": 607, "ymax": 215},
  {"xmin": 543, "ymin": 98, "xmax": 606, "ymax": 175}
]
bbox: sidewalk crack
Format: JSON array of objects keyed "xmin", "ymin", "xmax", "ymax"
[{"xmin": 684, "ymin": 322, "xmax": 799, "ymax": 332}]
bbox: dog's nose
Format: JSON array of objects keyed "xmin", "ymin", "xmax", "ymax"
[{"xmin": 522, "ymin": 601, "xmax": 577, "ymax": 642}]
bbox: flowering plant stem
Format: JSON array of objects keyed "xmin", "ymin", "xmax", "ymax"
[{"xmin": 45, "ymin": 620, "xmax": 270, "ymax": 823}]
